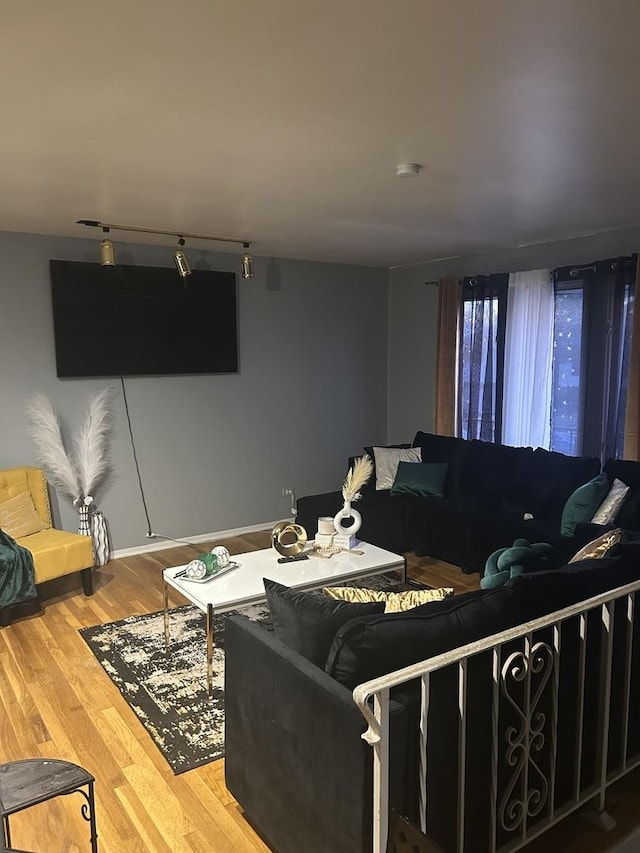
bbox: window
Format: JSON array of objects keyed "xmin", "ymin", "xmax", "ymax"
[
  {"xmin": 460, "ymin": 296, "xmax": 500, "ymax": 440},
  {"xmin": 551, "ymin": 258, "xmax": 636, "ymax": 460},
  {"xmin": 458, "ymin": 256, "xmax": 636, "ymax": 459},
  {"xmin": 550, "ymin": 286, "xmax": 583, "ymax": 455},
  {"xmin": 458, "ymin": 274, "xmax": 508, "ymax": 442}
]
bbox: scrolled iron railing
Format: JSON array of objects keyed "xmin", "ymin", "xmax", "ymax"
[{"xmin": 353, "ymin": 579, "xmax": 640, "ymax": 853}]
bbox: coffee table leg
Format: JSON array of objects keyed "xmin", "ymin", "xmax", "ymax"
[
  {"xmin": 206, "ymin": 603, "xmax": 214, "ymax": 696},
  {"xmin": 163, "ymin": 578, "xmax": 170, "ymax": 651}
]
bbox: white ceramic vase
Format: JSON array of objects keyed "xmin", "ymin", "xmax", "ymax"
[
  {"xmin": 91, "ymin": 510, "xmax": 110, "ymax": 566},
  {"xmin": 333, "ymin": 501, "xmax": 362, "ymax": 536}
]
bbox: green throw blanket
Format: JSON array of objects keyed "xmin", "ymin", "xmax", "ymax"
[{"xmin": 0, "ymin": 529, "xmax": 37, "ymax": 608}]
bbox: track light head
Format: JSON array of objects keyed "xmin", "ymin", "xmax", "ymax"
[
  {"xmin": 100, "ymin": 228, "xmax": 115, "ymax": 266},
  {"xmin": 174, "ymin": 237, "xmax": 191, "ymax": 279},
  {"xmin": 241, "ymin": 243, "xmax": 254, "ymax": 279}
]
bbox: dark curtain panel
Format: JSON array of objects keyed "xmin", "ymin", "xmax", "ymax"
[
  {"xmin": 459, "ymin": 273, "xmax": 508, "ymax": 442},
  {"xmin": 624, "ymin": 261, "xmax": 640, "ymax": 460},
  {"xmin": 553, "ymin": 255, "xmax": 637, "ymax": 460},
  {"xmin": 435, "ymin": 277, "xmax": 461, "ymax": 436}
]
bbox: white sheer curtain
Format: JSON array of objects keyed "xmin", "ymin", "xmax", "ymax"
[{"xmin": 502, "ymin": 269, "xmax": 554, "ymax": 448}]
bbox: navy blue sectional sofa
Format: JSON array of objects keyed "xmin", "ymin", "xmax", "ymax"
[
  {"xmin": 225, "ymin": 546, "xmax": 640, "ymax": 853},
  {"xmin": 296, "ymin": 432, "xmax": 640, "ymax": 574}
]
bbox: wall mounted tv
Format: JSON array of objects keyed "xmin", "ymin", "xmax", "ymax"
[{"xmin": 50, "ymin": 260, "xmax": 238, "ymax": 378}]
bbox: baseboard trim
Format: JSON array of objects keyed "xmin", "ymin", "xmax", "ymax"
[{"xmin": 110, "ymin": 519, "xmax": 288, "ymax": 560}]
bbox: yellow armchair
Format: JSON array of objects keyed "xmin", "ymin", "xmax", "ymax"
[{"xmin": 0, "ymin": 467, "xmax": 94, "ymax": 624}]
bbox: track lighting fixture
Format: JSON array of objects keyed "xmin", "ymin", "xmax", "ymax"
[
  {"xmin": 241, "ymin": 243, "xmax": 254, "ymax": 279},
  {"xmin": 100, "ymin": 228, "xmax": 115, "ymax": 266},
  {"xmin": 173, "ymin": 237, "xmax": 191, "ymax": 279},
  {"xmin": 77, "ymin": 219, "xmax": 253, "ymax": 280}
]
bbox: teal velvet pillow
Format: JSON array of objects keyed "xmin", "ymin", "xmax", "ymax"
[
  {"xmin": 560, "ymin": 472, "xmax": 610, "ymax": 537},
  {"xmin": 390, "ymin": 461, "xmax": 448, "ymax": 498}
]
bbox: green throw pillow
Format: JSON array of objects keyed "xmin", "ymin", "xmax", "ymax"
[
  {"xmin": 560, "ymin": 473, "xmax": 610, "ymax": 538},
  {"xmin": 390, "ymin": 461, "xmax": 448, "ymax": 498}
]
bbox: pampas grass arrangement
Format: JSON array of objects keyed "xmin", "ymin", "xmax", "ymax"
[
  {"xmin": 73, "ymin": 387, "xmax": 115, "ymax": 502},
  {"xmin": 341, "ymin": 454, "xmax": 374, "ymax": 504},
  {"xmin": 25, "ymin": 388, "xmax": 115, "ymax": 506},
  {"xmin": 24, "ymin": 394, "xmax": 79, "ymax": 500}
]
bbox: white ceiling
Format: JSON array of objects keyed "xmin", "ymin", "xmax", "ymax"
[{"xmin": 2, "ymin": 0, "xmax": 640, "ymax": 268}]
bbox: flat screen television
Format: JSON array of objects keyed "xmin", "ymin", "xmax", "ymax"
[{"xmin": 50, "ymin": 260, "xmax": 238, "ymax": 378}]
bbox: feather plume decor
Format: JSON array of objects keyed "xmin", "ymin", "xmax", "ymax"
[
  {"xmin": 73, "ymin": 387, "xmax": 115, "ymax": 499},
  {"xmin": 25, "ymin": 388, "xmax": 115, "ymax": 504},
  {"xmin": 24, "ymin": 394, "xmax": 79, "ymax": 500},
  {"xmin": 341, "ymin": 455, "xmax": 374, "ymax": 504}
]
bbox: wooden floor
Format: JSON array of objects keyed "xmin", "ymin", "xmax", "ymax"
[{"xmin": 1, "ymin": 530, "xmax": 639, "ymax": 852}]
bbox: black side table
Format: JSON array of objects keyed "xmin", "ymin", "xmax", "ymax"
[{"xmin": 0, "ymin": 759, "xmax": 97, "ymax": 852}]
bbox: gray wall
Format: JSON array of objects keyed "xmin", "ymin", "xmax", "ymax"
[
  {"xmin": 0, "ymin": 231, "xmax": 389, "ymax": 550},
  {"xmin": 387, "ymin": 225, "xmax": 640, "ymax": 442}
]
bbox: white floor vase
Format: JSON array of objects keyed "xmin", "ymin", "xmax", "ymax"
[{"xmin": 90, "ymin": 510, "xmax": 110, "ymax": 566}]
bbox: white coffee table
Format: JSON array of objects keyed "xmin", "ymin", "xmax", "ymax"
[{"xmin": 162, "ymin": 541, "xmax": 406, "ymax": 693}]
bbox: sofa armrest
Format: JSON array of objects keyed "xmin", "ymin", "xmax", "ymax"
[
  {"xmin": 295, "ymin": 491, "xmax": 342, "ymax": 540},
  {"xmin": 224, "ymin": 614, "xmax": 411, "ymax": 853}
]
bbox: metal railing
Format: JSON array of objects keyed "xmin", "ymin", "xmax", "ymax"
[{"xmin": 353, "ymin": 579, "xmax": 640, "ymax": 853}]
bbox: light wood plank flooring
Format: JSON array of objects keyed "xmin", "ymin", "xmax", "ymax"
[{"xmin": 0, "ymin": 531, "xmax": 638, "ymax": 852}]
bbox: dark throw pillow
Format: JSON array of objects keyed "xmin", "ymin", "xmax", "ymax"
[
  {"xmin": 390, "ymin": 461, "xmax": 449, "ymax": 498},
  {"xmin": 263, "ymin": 578, "xmax": 385, "ymax": 667}
]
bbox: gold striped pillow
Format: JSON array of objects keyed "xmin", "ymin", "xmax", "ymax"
[{"xmin": 322, "ymin": 586, "xmax": 454, "ymax": 613}]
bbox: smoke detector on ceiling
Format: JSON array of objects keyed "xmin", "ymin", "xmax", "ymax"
[{"xmin": 396, "ymin": 162, "xmax": 422, "ymax": 178}]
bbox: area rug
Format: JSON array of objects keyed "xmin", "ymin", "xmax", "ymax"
[{"xmin": 79, "ymin": 571, "xmax": 427, "ymax": 774}]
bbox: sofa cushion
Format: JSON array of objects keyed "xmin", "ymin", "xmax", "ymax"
[
  {"xmin": 390, "ymin": 461, "xmax": 448, "ymax": 498},
  {"xmin": 455, "ymin": 440, "xmax": 501, "ymax": 502},
  {"xmin": 482, "ymin": 477, "xmax": 555, "ymax": 520},
  {"xmin": 524, "ymin": 447, "xmax": 601, "ymax": 526},
  {"xmin": 506, "ymin": 553, "xmax": 640, "ymax": 620},
  {"xmin": 321, "ymin": 584, "xmax": 454, "ymax": 612},
  {"xmin": 325, "ymin": 548, "xmax": 640, "ymax": 690},
  {"xmin": 324, "ymin": 584, "xmax": 523, "ymax": 689},
  {"xmin": 410, "ymin": 495, "xmax": 477, "ymax": 567},
  {"xmin": 560, "ymin": 473, "xmax": 610, "ymax": 537},
  {"xmin": 370, "ymin": 446, "xmax": 422, "ymax": 491},
  {"xmin": 615, "ymin": 490, "xmax": 640, "ymax": 530},
  {"xmin": 0, "ymin": 491, "xmax": 47, "ymax": 538},
  {"xmin": 411, "ymin": 432, "xmax": 463, "ymax": 463},
  {"xmin": 411, "ymin": 431, "xmax": 467, "ymax": 495},
  {"xmin": 603, "ymin": 457, "xmax": 640, "ymax": 488},
  {"xmin": 17, "ymin": 527, "xmax": 94, "ymax": 583},
  {"xmin": 263, "ymin": 578, "xmax": 385, "ymax": 667}
]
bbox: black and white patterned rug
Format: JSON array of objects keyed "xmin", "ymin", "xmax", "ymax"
[{"xmin": 79, "ymin": 571, "xmax": 421, "ymax": 774}]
